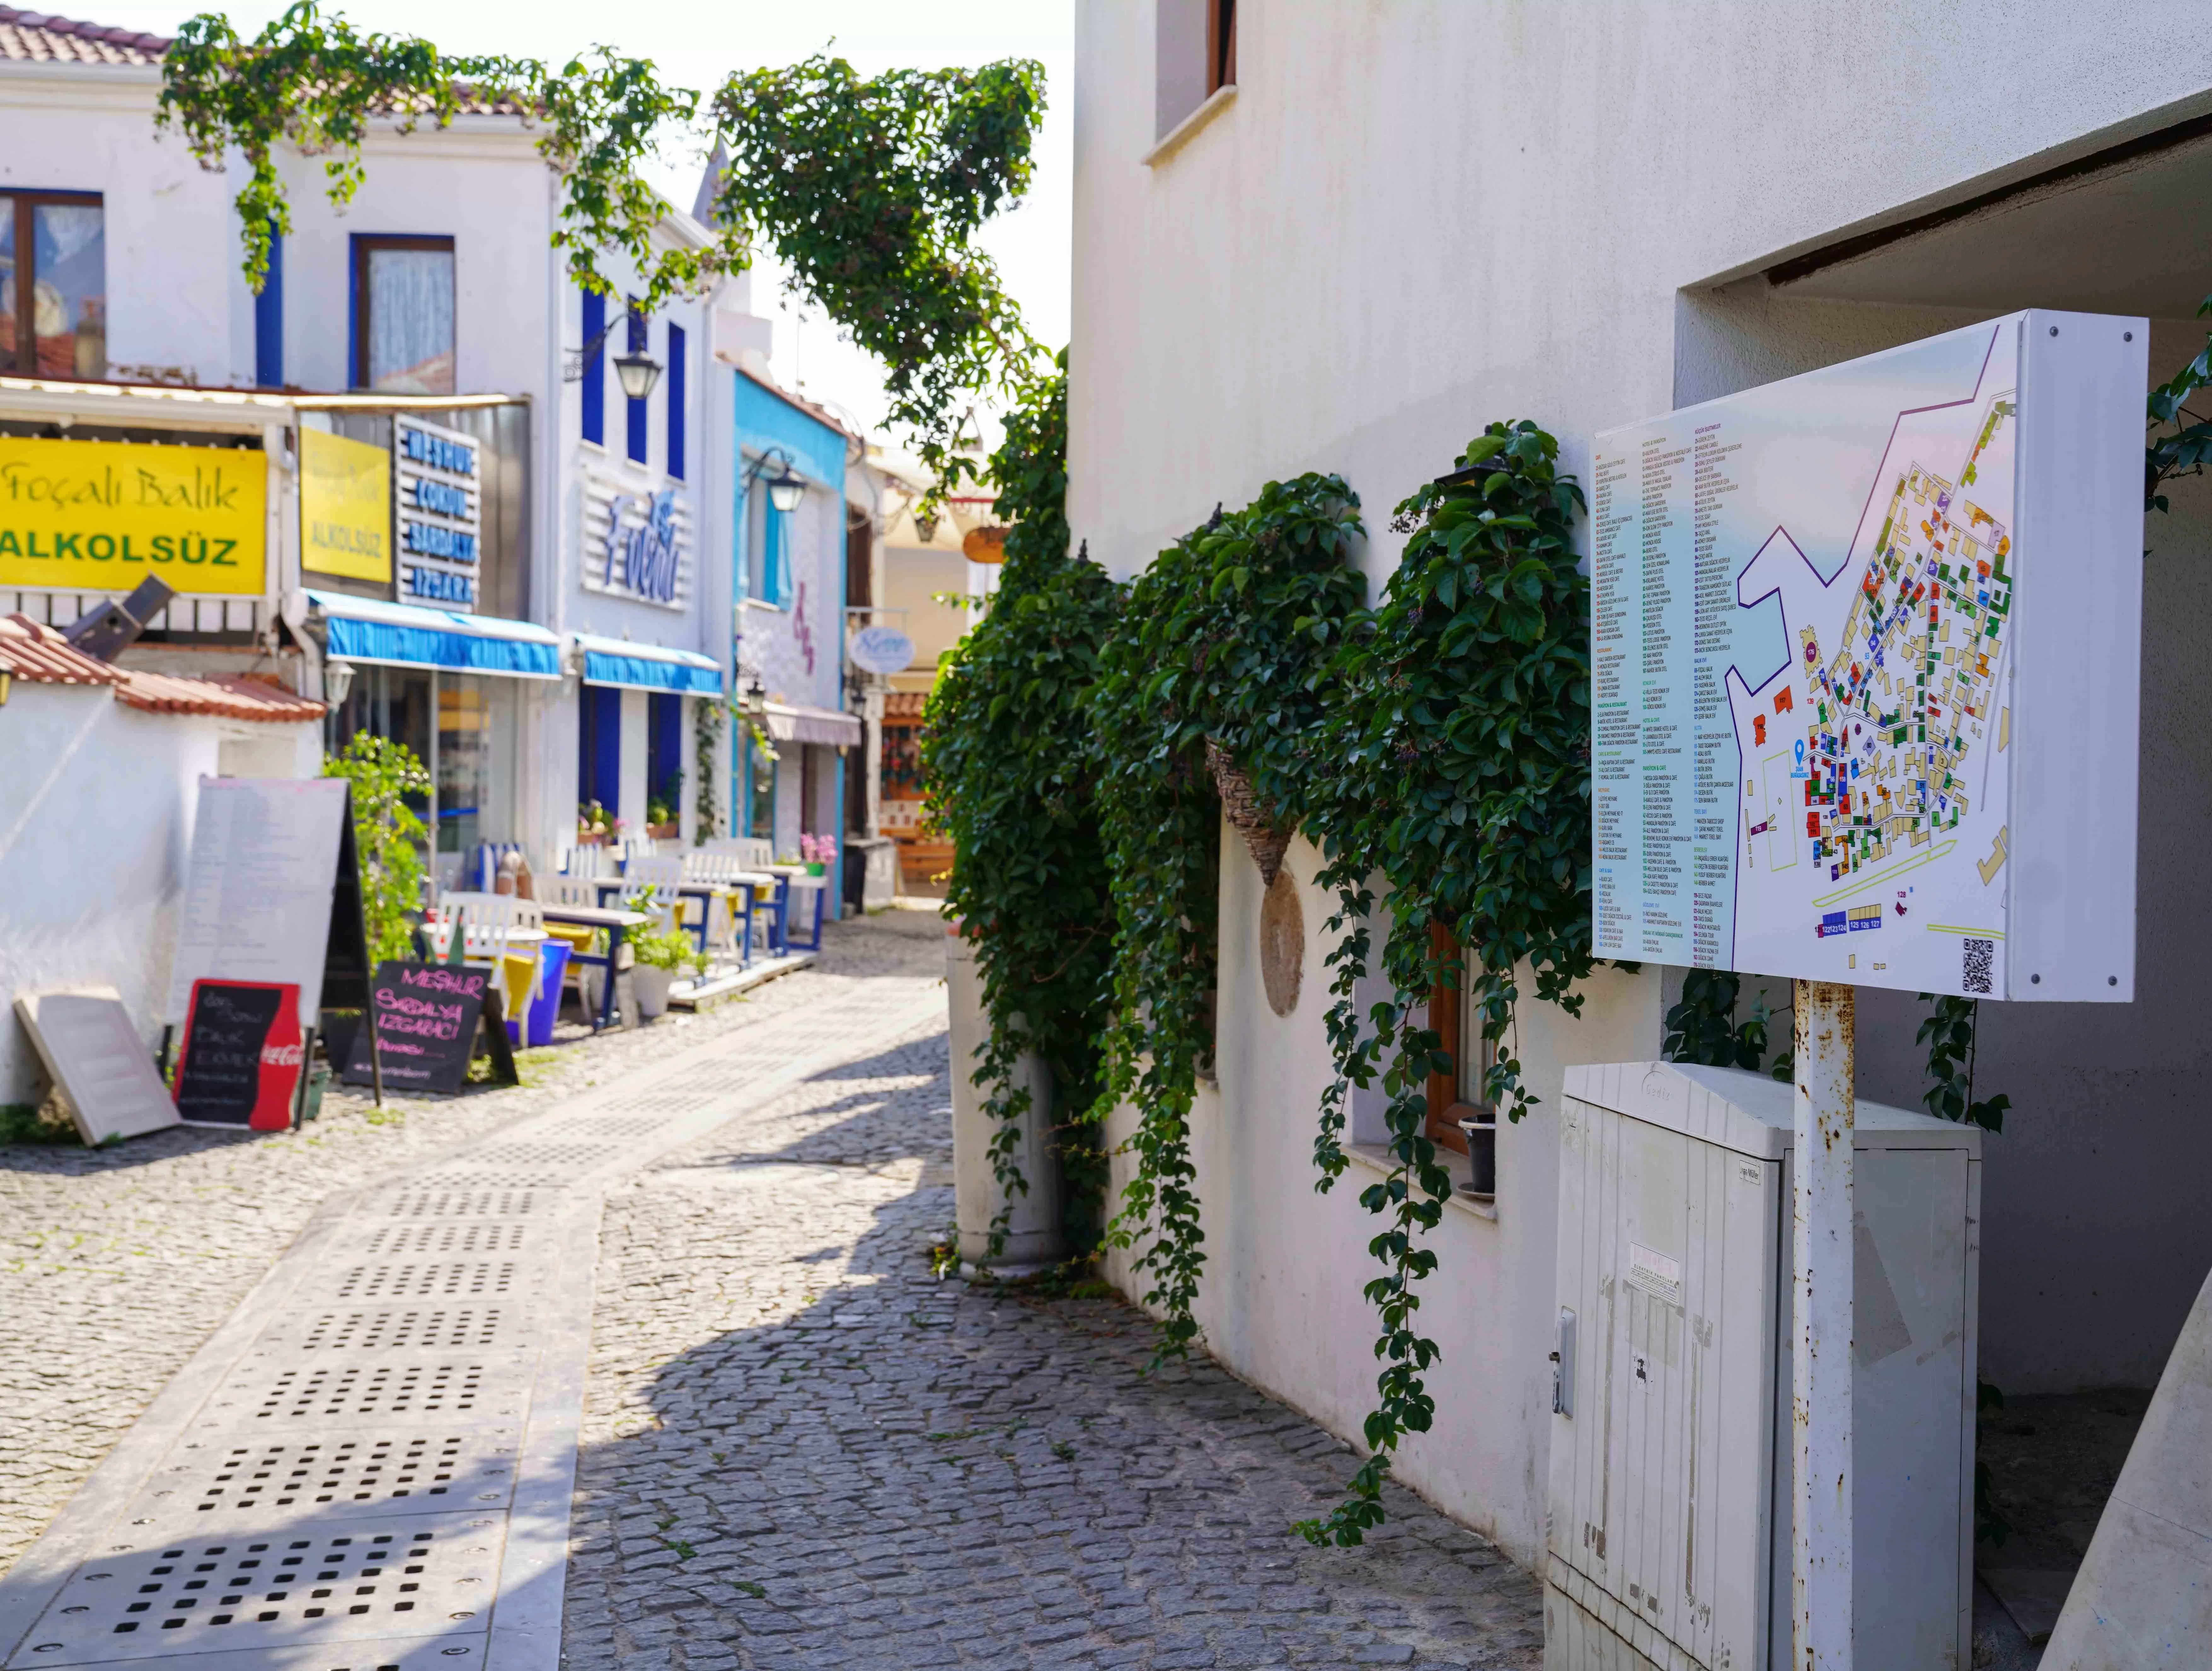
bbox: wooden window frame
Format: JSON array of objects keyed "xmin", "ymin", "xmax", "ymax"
[
  {"xmin": 1206, "ymin": 0, "xmax": 1239, "ymax": 95},
  {"xmin": 1426, "ymin": 922, "xmax": 1491, "ymax": 1156},
  {"xmin": 2, "ymin": 189, "xmax": 105, "ymax": 378},
  {"xmin": 351, "ymin": 233, "xmax": 455, "ymax": 392}
]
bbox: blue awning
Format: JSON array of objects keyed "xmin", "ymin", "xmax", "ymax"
[
  {"xmin": 573, "ymin": 633, "xmax": 724, "ymax": 696},
  {"xmin": 307, "ymin": 590, "xmax": 562, "ymax": 679}
]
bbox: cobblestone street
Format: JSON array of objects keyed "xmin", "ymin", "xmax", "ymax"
[{"xmin": 0, "ymin": 909, "xmax": 1541, "ymax": 1669}]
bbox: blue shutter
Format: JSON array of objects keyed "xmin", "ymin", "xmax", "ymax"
[
  {"xmin": 254, "ymin": 222, "xmax": 283, "ymax": 389},
  {"xmin": 581, "ymin": 290, "xmax": 605, "ymax": 446},
  {"xmin": 666, "ymin": 322, "xmax": 687, "ymax": 480},
  {"xmin": 769, "ymin": 507, "xmax": 793, "ymax": 609},
  {"xmin": 625, "ymin": 304, "xmax": 648, "ymax": 464}
]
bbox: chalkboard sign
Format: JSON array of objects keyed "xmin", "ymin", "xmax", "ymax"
[
  {"xmin": 175, "ymin": 980, "xmax": 302, "ymax": 1130},
  {"xmin": 342, "ymin": 961, "xmax": 509, "ymax": 1095}
]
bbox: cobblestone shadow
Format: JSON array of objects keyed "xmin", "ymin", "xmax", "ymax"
[{"xmin": 566, "ymin": 1012, "xmax": 1543, "ymax": 1670}]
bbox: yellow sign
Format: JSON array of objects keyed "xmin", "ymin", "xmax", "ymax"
[
  {"xmin": 300, "ymin": 428, "xmax": 392, "ymax": 583},
  {"xmin": 0, "ymin": 436, "xmax": 267, "ymax": 595}
]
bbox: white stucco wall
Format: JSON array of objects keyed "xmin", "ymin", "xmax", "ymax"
[
  {"xmin": 1072, "ymin": 1, "xmax": 2212, "ymax": 1567},
  {"xmin": 0, "ymin": 684, "xmax": 216, "ymax": 1103}
]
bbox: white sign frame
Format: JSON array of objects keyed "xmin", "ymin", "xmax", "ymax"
[
  {"xmin": 164, "ymin": 778, "xmax": 346, "ymax": 1033},
  {"xmin": 848, "ymin": 624, "xmax": 916, "ymax": 675},
  {"xmin": 14, "ymin": 987, "xmax": 180, "ymax": 1143},
  {"xmin": 1591, "ymin": 310, "xmax": 2143, "ymax": 1002}
]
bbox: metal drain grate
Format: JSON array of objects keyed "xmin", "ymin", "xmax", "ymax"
[
  {"xmin": 396, "ymin": 1175, "xmax": 580, "ymax": 1193},
  {"xmin": 199, "ymin": 1360, "xmax": 532, "ymax": 1428},
  {"xmin": 249, "ymin": 1311, "xmax": 527, "ymax": 1355},
  {"xmin": 121, "ymin": 1433, "xmax": 518, "ymax": 1527},
  {"xmin": 538, "ymin": 1115, "xmax": 669, "ymax": 1138},
  {"xmin": 379, "ymin": 1193, "xmax": 540, "ymax": 1220},
  {"xmin": 9, "ymin": 1514, "xmax": 503, "ymax": 1665},
  {"xmin": 351, "ymin": 1225, "xmax": 531, "ymax": 1257},
  {"xmin": 454, "ymin": 1144, "xmax": 616, "ymax": 1167},
  {"xmin": 322, "ymin": 1265, "xmax": 523, "ymax": 1301}
]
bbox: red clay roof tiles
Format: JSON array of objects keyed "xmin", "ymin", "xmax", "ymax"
[{"xmin": 0, "ymin": 8, "xmax": 170, "ymax": 65}]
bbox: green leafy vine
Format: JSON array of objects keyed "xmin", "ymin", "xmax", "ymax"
[
  {"xmin": 1086, "ymin": 476, "xmax": 1367, "ymax": 1362},
  {"xmin": 923, "ymin": 362, "xmax": 1119, "ymax": 1261},
  {"xmin": 322, "ymin": 732, "xmax": 429, "ymax": 963},
  {"xmin": 1294, "ymin": 424, "xmax": 1596, "ymax": 1544},
  {"xmin": 158, "ymin": 11, "xmax": 1045, "ymax": 481}
]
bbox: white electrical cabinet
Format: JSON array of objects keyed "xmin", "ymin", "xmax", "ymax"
[{"xmin": 1544, "ymin": 1062, "xmax": 1981, "ymax": 1671}]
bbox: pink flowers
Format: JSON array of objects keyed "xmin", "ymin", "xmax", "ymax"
[{"xmin": 801, "ymin": 832, "xmax": 838, "ymax": 866}]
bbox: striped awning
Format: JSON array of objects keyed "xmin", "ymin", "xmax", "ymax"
[
  {"xmin": 306, "ymin": 590, "xmax": 562, "ymax": 679},
  {"xmin": 573, "ymin": 633, "xmax": 723, "ymax": 696}
]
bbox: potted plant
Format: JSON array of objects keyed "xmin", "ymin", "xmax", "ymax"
[
  {"xmin": 1457, "ymin": 1112, "xmax": 1498, "ymax": 1201},
  {"xmin": 801, "ymin": 831, "xmax": 837, "ymax": 878},
  {"xmin": 627, "ymin": 921, "xmax": 702, "ymax": 1019}
]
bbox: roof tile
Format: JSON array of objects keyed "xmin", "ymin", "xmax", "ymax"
[
  {"xmin": 0, "ymin": 8, "xmax": 170, "ymax": 65},
  {"xmin": 0, "ymin": 613, "xmax": 124, "ymax": 684}
]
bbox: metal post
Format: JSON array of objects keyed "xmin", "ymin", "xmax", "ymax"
[{"xmin": 1794, "ymin": 979, "xmax": 1855, "ymax": 1670}]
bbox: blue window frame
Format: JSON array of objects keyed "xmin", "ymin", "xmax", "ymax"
[
  {"xmin": 665, "ymin": 322, "xmax": 686, "ymax": 480},
  {"xmin": 578, "ymin": 684, "xmax": 621, "ymax": 813},
  {"xmin": 581, "ymin": 289, "xmax": 605, "ymax": 446},
  {"xmin": 625, "ymin": 302, "xmax": 648, "ymax": 464},
  {"xmin": 254, "ymin": 221, "xmax": 283, "ymax": 388}
]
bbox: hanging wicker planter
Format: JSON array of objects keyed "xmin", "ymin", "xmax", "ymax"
[{"xmin": 1206, "ymin": 739, "xmax": 1292, "ymax": 887}]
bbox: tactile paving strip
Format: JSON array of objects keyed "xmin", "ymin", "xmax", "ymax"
[
  {"xmin": 446, "ymin": 1145, "xmax": 616, "ymax": 1169},
  {"xmin": 383, "ymin": 1177, "xmax": 578, "ymax": 1194},
  {"xmin": 119, "ymin": 1433, "xmax": 519, "ymax": 1530},
  {"xmin": 9, "ymin": 1514, "xmax": 502, "ymax": 1665},
  {"xmin": 245, "ymin": 1311, "xmax": 533, "ymax": 1357},
  {"xmin": 337, "ymin": 1226, "xmax": 533, "ymax": 1260},
  {"xmin": 193, "ymin": 1360, "xmax": 534, "ymax": 1431},
  {"xmin": 310, "ymin": 1266, "xmax": 528, "ymax": 1304}
]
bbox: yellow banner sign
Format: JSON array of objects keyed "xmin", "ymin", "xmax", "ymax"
[
  {"xmin": 0, "ymin": 436, "xmax": 267, "ymax": 596},
  {"xmin": 300, "ymin": 428, "xmax": 392, "ymax": 583}
]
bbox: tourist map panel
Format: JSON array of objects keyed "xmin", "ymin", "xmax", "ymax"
[{"xmin": 1592, "ymin": 321, "xmax": 2027, "ymax": 997}]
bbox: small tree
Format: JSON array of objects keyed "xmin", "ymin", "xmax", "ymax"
[{"xmin": 323, "ymin": 733, "xmax": 430, "ymax": 962}]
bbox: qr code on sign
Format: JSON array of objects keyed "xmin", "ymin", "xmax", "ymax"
[{"xmin": 1962, "ymin": 938, "xmax": 1994, "ymax": 995}]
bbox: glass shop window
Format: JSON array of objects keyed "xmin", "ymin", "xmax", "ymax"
[
  {"xmin": 355, "ymin": 235, "xmax": 456, "ymax": 394},
  {"xmin": 0, "ymin": 192, "xmax": 107, "ymax": 379}
]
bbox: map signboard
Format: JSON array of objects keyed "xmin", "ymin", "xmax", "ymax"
[{"xmin": 1592, "ymin": 311, "xmax": 2144, "ymax": 1001}]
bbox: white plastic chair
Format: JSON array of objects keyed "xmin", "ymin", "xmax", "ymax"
[{"xmin": 432, "ymin": 892, "xmax": 547, "ymax": 1013}]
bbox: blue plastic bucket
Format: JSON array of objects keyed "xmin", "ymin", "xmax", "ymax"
[{"xmin": 513, "ymin": 938, "xmax": 573, "ymax": 1048}]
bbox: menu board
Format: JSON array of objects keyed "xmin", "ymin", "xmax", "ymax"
[
  {"xmin": 164, "ymin": 778, "xmax": 348, "ymax": 1034},
  {"xmin": 174, "ymin": 980, "xmax": 301, "ymax": 1130},
  {"xmin": 342, "ymin": 962, "xmax": 496, "ymax": 1095},
  {"xmin": 1592, "ymin": 312, "xmax": 2144, "ymax": 1001}
]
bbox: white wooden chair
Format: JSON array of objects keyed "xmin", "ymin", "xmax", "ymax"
[{"xmin": 431, "ymin": 892, "xmax": 547, "ymax": 1014}]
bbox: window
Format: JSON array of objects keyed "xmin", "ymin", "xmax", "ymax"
[
  {"xmin": 578, "ymin": 684, "xmax": 621, "ymax": 816},
  {"xmin": 353, "ymin": 235, "xmax": 454, "ymax": 394},
  {"xmin": 646, "ymin": 690, "xmax": 683, "ymax": 825},
  {"xmin": 1426, "ymin": 925, "xmax": 1493, "ymax": 1156},
  {"xmin": 744, "ymin": 468, "xmax": 793, "ymax": 608},
  {"xmin": 665, "ymin": 323, "xmax": 687, "ymax": 480},
  {"xmin": 745, "ymin": 732, "xmax": 777, "ymax": 840},
  {"xmin": 625, "ymin": 302, "xmax": 648, "ymax": 464},
  {"xmin": 1208, "ymin": 0, "xmax": 1239, "ymax": 95},
  {"xmin": 580, "ymin": 289, "xmax": 606, "ymax": 446},
  {"xmin": 436, "ymin": 674, "xmax": 492, "ymax": 855},
  {"xmin": 0, "ymin": 191, "xmax": 106, "ymax": 379}
]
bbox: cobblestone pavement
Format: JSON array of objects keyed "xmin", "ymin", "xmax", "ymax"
[
  {"xmin": 3, "ymin": 905, "xmax": 1542, "ymax": 1667},
  {"xmin": 565, "ymin": 929, "xmax": 1543, "ymax": 1669},
  {"xmin": 0, "ymin": 918, "xmax": 915, "ymax": 1572}
]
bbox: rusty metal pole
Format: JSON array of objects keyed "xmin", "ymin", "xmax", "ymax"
[{"xmin": 1794, "ymin": 979, "xmax": 1855, "ymax": 1671}]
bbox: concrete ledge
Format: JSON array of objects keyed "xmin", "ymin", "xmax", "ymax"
[
  {"xmin": 671, "ymin": 950, "xmax": 817, "ymax": 1010},
  {"xmin": 1143, "ymin": 84, "xmax": 1237, "ymax": 169}
]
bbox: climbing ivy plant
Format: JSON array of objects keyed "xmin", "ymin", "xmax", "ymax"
[
  {"xmin": 322, "ymin": 733, "xmax": 430, "ymax": 964},
  {"xmin": 1084, "ymin": 475, "xmax": 1367, "ymax": 1362},
  {"xmin": 711, "ymin": 56, "xmax": 1049, "ymax": 500},
  {"xmin": 159, "ymin": 11, "xmax": 1046, "ymax": 482},
  {"xmin": 1294, "ymin": 424, "xmax": 1596, "ymax": 1545},
  {"xmin": 923, "ymin": 363, "xmax": 1120, "ymax": 1259}
]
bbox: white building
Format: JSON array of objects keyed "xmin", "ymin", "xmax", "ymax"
[
  {"xmin": 0, "ymin": 10, "xmax": 788, "ymax": 885},
  {"xmin": 1072, "ymin": 0, "xmax": 2212, "ymax": 1617}
]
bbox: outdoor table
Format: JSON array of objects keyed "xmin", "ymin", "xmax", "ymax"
[
  {"xmin": 763, "ymin": 865, "xmax": 831, "ymax": 952},
  {"xmin": 539, "ymin": 904, "xmax": 651, "ymax": 1030}
]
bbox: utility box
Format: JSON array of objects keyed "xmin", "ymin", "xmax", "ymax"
[{"xmin": 1545, "ymin": 1062, "xmax": 1980, "ymax": 1671}]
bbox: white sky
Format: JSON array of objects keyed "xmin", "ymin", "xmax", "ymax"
[{"xmin": 99, "ymin": 0, "xmax": 1074, "ymax": 446}]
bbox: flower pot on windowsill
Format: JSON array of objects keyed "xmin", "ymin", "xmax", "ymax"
[
  {"xmin": 1457, "ymin": 1117, "xmax": 1497, "ymax": 1200},
  {"xmin": 576, "ymin": 832, "xmax": 607, "ymax": 847},
  {"xmin": 647, "ymin": 822, "xmax": 679, "ymax": 840}
]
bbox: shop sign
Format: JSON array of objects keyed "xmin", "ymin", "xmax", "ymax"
[
  {"xmin": 0, "ymin": 435, "xmax": 266, "ymax": 595},
  {"xmin": 582, "ymin": 468, "xmax": 690, "ymax": 610},
  {"xmin": 394, "ymin": 414, "xmax": 480, "ymax": 610},
  {"xmin": 849, "ymin": 623, "xmax": 915, "ymax": 675},
  {"xmin": 299, "ymin": 428, "xmax": 391, "ymax": 583}
]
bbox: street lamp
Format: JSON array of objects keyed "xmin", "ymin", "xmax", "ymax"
[
  {"xmin": 612, "ymin": 348, "xmax": 662, "ymax": 402},
  {"xmin": 745, "ymin": 447, "xmax": 807, "ymax": 513},
  {"xmin": 324, "ymin": 659, "xmax": 356, "ymax": 707}
]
